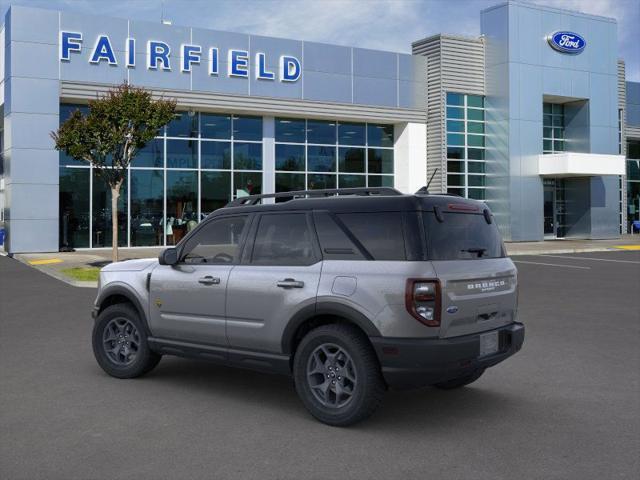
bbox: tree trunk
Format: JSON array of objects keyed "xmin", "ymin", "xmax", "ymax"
[{"xmin": 111, "ymin": 183, "xmax": 121, "ymax": 263}]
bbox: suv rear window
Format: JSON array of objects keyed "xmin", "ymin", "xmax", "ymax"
[
  {"xmin": 423, "ymin": 212, "xmax": 505, "ymax": 260},
  {"xmin": 336, "ymin": 212, "xmax": 406, "ymax": 260}
]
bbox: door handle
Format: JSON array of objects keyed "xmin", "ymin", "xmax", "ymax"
[
  {"xmin": 198, "ymin": 276, "xmax": 221, "ymax": 285},
  {"xmin": 277, "ymin": 278, "xmax": 305, "ymax": 289}
]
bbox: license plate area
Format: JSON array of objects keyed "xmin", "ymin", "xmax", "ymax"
[{"xmin": 479, "ymin": 331, "xmax": 499, "ymax": 358}]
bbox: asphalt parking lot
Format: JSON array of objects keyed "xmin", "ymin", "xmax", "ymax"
[{"xmin": 1, "ymin": 251, "xmax": 639, "ymax": 480}]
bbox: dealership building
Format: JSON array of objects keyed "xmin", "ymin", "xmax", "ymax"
[{"xmin": 0, "ymin": 1, "xmax": 639, "ymax": 252}]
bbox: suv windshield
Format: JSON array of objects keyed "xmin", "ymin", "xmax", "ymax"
[{"xmin": 423, "ymin": 212, "xmax": 505, "ymax": 260}]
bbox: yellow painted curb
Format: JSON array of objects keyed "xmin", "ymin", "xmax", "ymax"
[
  {"xmin": 613, "ymin": 245, "xmax": 640, "ymax": 251},
  {"xmin": 29, "ymin": 259, "xmax": 63, "ymax": 265}
]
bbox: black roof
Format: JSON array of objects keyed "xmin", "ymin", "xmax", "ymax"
[{"xmin": 215, "ymin": 188, "xmax": 489, "ymax": 216}]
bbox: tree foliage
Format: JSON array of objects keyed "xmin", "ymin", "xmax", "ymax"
[
  {"xmin": 52, "ymin": 83, "xmax": 176, "ymax": 188},
  {"xmin": 51, "ymin": 83, "xmax": 176, "ymax": 261}
]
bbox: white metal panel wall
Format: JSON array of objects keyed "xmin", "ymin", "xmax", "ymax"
[{"xmin": 412, "ymin": 35, "xmax": 485, "ymax": 194}]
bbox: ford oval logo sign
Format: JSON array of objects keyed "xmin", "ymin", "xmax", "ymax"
[{"xmin": 547, "ymin": 31, "xmax": 586, "ymax": 54}]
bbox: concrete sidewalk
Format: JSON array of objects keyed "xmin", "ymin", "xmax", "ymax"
[
  {"xmin": 505, "ymin": 235, "xmax": 640, "ymax": 255},
  {"xmin": 6, "ymin": 235, "xmax": 640, "ymax": 288}
]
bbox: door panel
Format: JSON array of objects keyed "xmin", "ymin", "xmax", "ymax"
[
  {"xmin": 148, "ymin": 214, "xmax": 250, "ymax": 346},
  {"xmin": 149, "ymin": 264, "xmax": 231, "ymax": 345},
  {"xmin": 226, "ymin": 212, "xmax": 322, "ymax": 353},
  {"xmin": 226, "ymin": 264, "xmax": 321, "ymax": 353}
]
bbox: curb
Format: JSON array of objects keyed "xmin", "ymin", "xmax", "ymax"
[
  {"xmin": 506, "ymin": 247, "xmax": 625, "ymax": 256},
  {"xmin": 11, "ymin": 254, "xmax": 98, "ymax": 289}
]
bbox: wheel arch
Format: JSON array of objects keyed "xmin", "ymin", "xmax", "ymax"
[
  {"xmin": 96, "ymin": 284, "xmax": 150, "ymax": 335},
  {"xmin": 282, "ymin": 302, "xmax": 381, "ymax": 356}
]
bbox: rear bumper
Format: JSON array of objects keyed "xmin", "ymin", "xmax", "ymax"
[{"xmin": 370, "ymin": 322, "xmax": 524, "ymax": 390}]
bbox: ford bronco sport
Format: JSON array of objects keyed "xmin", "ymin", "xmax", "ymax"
[{"xmin": 92, "ymin": 187, "xmax": 524, "ymax": 426}]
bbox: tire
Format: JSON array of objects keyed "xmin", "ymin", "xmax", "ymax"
[
  {"xmin": 92, "ymin": 303, "xmax": 161, "ymax": 379},
  {"xmin": 432, "ymin": 368, "xmax": 485, "ymax": 390},
  {"xmin": 293, "ymin": 324, "xmax": 385, "ymax": 427}
]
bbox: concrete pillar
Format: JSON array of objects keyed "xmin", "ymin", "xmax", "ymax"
[
  {"xmin": 394, "ymin": 122, "xmax": 427, "ymax": 194},
  {"xmin": 3, "ymin": 6, "xmax": 60, "ymax": 253}
]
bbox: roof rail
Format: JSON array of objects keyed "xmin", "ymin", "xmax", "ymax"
[{"xmin": 226, "ymin": 187, "xmax": 402, "ymax": 207}]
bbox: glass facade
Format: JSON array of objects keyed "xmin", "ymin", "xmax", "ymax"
[
  {"xmin": 543, "ymin": 103, "xmax": 565, "ymax": 154},
  {"xmin": 627, "ymin": 140, "xmax": 640, "ymax": 231},
  {"xmin": 58, "ymin": 104, "xmax": 263, "ymax": 248},
  {"xmin": 445, "ymin": 92, "xmax": 486, "ymax": 200},
  {"xmin": 58, "ymin": 106, "xmax": 397, "ymax": 248},
  {"xmin": 274, "ymin": 118, "xmax": 394, "ymax": 194}
]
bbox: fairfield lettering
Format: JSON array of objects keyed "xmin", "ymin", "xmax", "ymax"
[{"xmin": 59, "ymin": 31, "xmax": 302, "ymax": 82}]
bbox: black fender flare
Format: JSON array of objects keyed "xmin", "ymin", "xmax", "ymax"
[
  {"xmin": 95, "ymin": 284, "xmax": 151, "ymax": 335},
  {"xmin": 281, "ymin": 301, "xmax": 382, "ymax": 355}
]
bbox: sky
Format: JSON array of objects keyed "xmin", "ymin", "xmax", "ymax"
[{"xmin": 1, "ymin": 0, "xmax": 638, "ymax": 80}]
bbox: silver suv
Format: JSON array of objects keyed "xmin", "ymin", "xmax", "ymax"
[{"xmin": 91, "ymin": 187, "xmax": 524, "ymax": 426}]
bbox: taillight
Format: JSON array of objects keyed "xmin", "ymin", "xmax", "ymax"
[{"xmin": 405, "ymin": 279, "xmax": 441, "ymax": 327}]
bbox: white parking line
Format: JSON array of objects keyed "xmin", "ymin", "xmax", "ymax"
[
  {"xmin": 513, "ymin": 260, "xmax": 591, "ymax": 269},
  {"xmin": 541, "ymin": 254, "xmax": 640, "ymax": 265}
]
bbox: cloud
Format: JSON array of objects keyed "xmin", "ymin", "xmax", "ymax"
[{"xmin": 0, "ymin": 0, "xmax": 637, "ymax": 80}]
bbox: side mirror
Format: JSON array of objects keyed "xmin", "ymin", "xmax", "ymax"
[{"xmin": 159, "ymin": 247, "xmax": 178, "ymax": 266}]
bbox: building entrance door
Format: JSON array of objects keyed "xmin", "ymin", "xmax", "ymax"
[{"xmin": 543, "ymin": 178, "xmax": 567, "ymax": 238}]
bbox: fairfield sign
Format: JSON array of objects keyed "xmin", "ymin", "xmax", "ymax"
[{"xmin": 59, "ymin": 31, "xmax": 302, "ymax": 82}]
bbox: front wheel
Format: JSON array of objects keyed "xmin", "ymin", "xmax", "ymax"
[
  {"xmin": 92, "ymin": 303, "xmax": 161, "ymax": 379},
  {"xmin": 293, "ymin": 324, "xmax": 385, "ymax": 427}
]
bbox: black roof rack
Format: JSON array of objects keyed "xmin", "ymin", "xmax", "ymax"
[{"xmin": 226, "ymin": 187, "xmax": 402, "ymax": 207}]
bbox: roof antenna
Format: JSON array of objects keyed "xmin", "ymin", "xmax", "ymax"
[
  {"xmin": 416, "ymin": 168, "xmax": 438, "ymax": 195},
  {"xmin": 161, "ymin": 1, "xmax": 172, "ymax": 25}
]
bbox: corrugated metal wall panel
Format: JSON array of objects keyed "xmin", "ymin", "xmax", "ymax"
[
  {"xmin": 627, "ymin": 125, "xmax": 640, "ymax": 139},
  {"xmin": 60, "ymin": 81, "xmax": 427, "ymax": 124},
  {"xmin": 618, "ymin": 60, "xmax": 626, "ymax": 110},
  {"xmin": 412, "ymin": 34, "xmax": 485, "ymax": 193},
  {"xmin": 618, "ymin": 60, "xmax": 627, "ymax": 233}
]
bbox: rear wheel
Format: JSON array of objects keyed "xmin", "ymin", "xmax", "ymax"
[
  {"xmin": 432, "ymin": 368, "xmax": 485, "ymax": 390},
  {"xmin": 92, "ymin": 303, "xmax": 161, "ymax": 379},
  {"xmin": 293, "ymin": 324, "xmax": 385, "ymax": 426}
]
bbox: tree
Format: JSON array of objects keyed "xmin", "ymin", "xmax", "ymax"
[{"xmin": 52, "ymin": 83, "xmax": 176, "ymax": 262}]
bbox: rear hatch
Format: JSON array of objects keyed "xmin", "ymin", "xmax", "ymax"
[{"xmin": 423, "ymin": 205, "xmax": 517, "ymax": 339}]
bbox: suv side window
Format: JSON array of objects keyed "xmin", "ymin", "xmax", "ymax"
[
  {"xmin": 251, "ymin": 213, "xmax": 317, "ymax": 266},
  {"xmin": 313, "ymin": 211, "xmax": 366, "ymax": 260},
  {"xmin": 336, "ymin": 212, "xmax": 406, "ymax": 260},
  {"xmin": 181, "ymin": 215, "xmax": 248, "ymax": 264}
]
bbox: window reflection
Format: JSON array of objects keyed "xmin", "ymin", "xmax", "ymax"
[
  {"xmin": 134, "ymin": 139, "xmax": 163, "ymax": 168},
  {"xmin": 338, "ymin": 122, "xmax": 366, "ymax": 146},
  {"xmin": 167, "ymin": 139, "xmax": 197, "ymax": 169},
  {"xmin": 233, "ymin": 115, "xmax": 262, "ymax": 141},
  {"xmin": 201, "ymin": 141, "xmax": 231, "ymax": 169},
  {"xmin": 130, "ymin": 169, "xmax": 164, "ymax": 246},
  {"xmin": 166, "ymin": 171, "xmax": 198, "ymax": 245},
  {"xmin": 201, "ymin": 113, "xmax": 231, "ymax": 139},
  {"xmin": 339, "ymin": 147, "xmax": 365, "ymax": 173},
  {"xmin": 307, "ymin": 146, "xmax": 335, "ymax": 172},
  {"xmin": 367, "ymin": 148, "xmax": 394, "ymax": 174},
  {"xmin": 92, "ymin": 170, "xmax": 127, "ymax": 248},
  {"xmin": 234, "ymin": 142, "xmax": 262, "ymax": 170},
  {"xmin": 234, "ymin": 172, "xmax": 262, "ymax": 197},
  {"xmin": 167, "ymin": 111, "xmax": 198, "ymax": 138},
  {"xmin": 276, "ymin": 118, "xmax": 306, "ymax": 143},
  {"xmin": 59, "ymin": 167, "xmax": 90, "ymax": 249},
  {"xmin": 307, "ymin": 120, "xmax": 336, "ymax": 145},
  {"xmin": 201, "ymin": 171, "xmax": 231, "ymax": 216},
  {"xmin": 276, "ymin": 144, "xmax": 305, "ymax": 171}
]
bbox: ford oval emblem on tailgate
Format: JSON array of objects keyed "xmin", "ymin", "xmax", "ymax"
[{"xmin": 446, "ymin": 306, "xmax": 459, "ymax": 314}]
